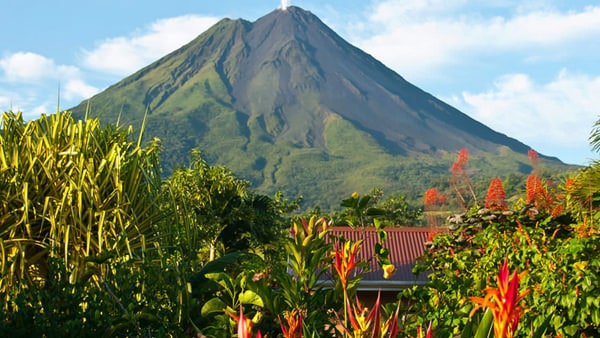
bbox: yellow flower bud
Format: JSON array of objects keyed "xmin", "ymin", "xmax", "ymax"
[
  {"xmin": 383, "ymin": 264, "xmax": 396, "ymax": 279},
  {"xmin": 302, "ymin": 234, "xmax": 314, "ymax": 247}
]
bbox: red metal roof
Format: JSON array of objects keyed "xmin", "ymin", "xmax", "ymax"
[{"xmin": 324, "ymin": 226, "xmax": 436, "ymax": 290}]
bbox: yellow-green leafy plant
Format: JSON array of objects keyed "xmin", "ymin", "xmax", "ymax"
[{"xmin": 0, "ymin": 111, "xmax": 163, "ymax": 297}]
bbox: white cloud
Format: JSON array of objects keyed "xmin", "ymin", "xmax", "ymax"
[
  {"xmin": 0, "ymin": 52, "xmax": 99, "ymax": 116},
  {"xmin": 63, "ymin": 79, "xmax": 98, "ymax": 101},
  {"xmin": 0, "ymin": 52, "xmax": 79, "ymax": 82},
  {"xmin": 0, "ymin": 89, "xmax": 52, "ymax": 118},
  {"xmin": 449, "ymin": 69, "xmax": 600, "ymax": 164},
  {"xmin": 354, "ymin": 2, "xmax": 600, "ymax": 80},
  {"xmin": 82, "ymin": 15, "xmax": 219, "ymax": 76}
]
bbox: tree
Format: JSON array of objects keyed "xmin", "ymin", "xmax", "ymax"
[
  {"xmin": 484, "ymin": 177, "xmax": 507, "ymax": 211},
  {"xmin": 164, "ymin": 149, "xmax": 285, "ymax": 263}
]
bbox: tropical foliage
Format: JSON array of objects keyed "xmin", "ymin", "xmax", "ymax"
[
  {"xmin": 0, "ymin": 110, "xmax": 598, "ymax": 337},
  {"xmin": 0, "ymin": 111, "xmax": 163, "ymax": 291}
]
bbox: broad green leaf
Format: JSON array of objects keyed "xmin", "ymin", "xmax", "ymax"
[
  {"xmin": 473, "ymin": 308, "xmax": 493, "ymax": 338},
  {"xmin": 201, "ymin": 297, "xmax": 227, "ymax": 317},
  {"xmin": 238, "ymin": 290, "xmax": 264, "ymax": 307}
]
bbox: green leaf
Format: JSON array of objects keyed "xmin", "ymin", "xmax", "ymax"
[
  {"xmin": 238, "ymin": 290, "xmax": 264, "ymax": 307},
  {"xmin": 204, "ymin": 272, "xmax": 234, "ymax": 291},
  {"xmin": 366, "ymin": 207, "xmax": 385, "ymax": 216},
  {"xmin": 532, "ymin": 316, "xmax": 551, "ymax": 338},
  {"xmin": 201, "ymin": 297, "xmax": 227, "ymax": 317},
  {"xmin": 473, "ymin": 308, "xmax": 494, "ymax": 338},
  {"xmin": 358, "ymin": 195, "xmax": 371, "ymax": 209},
  {"xmin": 461, "ymin": 317, "xmax": 474, "ymax": 338}
]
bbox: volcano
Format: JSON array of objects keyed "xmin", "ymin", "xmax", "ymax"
[{"xmin": 71, "ymin": 6, "xmax": 569, "ymax": 208}]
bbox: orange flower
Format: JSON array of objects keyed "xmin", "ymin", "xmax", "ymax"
[
  {"xmin": 279, "ymin": 309, "xmax": 303, "ymax": 338},
  {"xmin": 470, "ymin": 259, "xmax": 530, "ymax": 338}
]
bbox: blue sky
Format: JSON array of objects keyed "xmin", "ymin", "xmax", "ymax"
[{"xmin": 2, "ymin": 0, "xmax": 599, "ymax": 165}]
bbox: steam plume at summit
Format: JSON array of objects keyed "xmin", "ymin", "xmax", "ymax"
[{"xmin": 280, "ymin": 0, "xmax": 290, "ymax": 10}]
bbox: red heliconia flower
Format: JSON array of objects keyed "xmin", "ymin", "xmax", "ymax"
[
  {"xmin": 484, "ymin": 177, "xmax": 508, "ymax": 211},
  {"xmin": 333, "ymin": 240, "xmax": 362, "ymax": 289},
  {"xmin": 345, "ymin": 294, "xmax": 380, "ymax": 336},
  {"xmin": 227, "ymin": 305, "xmax": 262, "ymax": 338},
  {"xmin": 470, "ymin": 259, "xmax": 531, "ymax": 338},
  {"xmin": 279, "ymin": 309, "xmax": 303, "ymax": 338}
]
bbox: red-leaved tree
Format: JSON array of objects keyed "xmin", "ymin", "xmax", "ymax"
[{"xmin": 484, "ymin": 177, "xmax": 508, "ymax": 211}]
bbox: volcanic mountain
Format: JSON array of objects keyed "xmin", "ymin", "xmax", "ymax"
[{"xmin": 70, "ymin": 6, "xmax": 570, "ymax": 208}]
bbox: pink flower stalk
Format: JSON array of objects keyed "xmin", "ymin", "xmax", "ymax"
[
  {"xmin": 227, "ymin": 305, "xmax": 262, "ymax": 338},
  {"xmin": 470, "ymin": 259, "xmax": 531, "ymax": 338},
  {"xmin": 416, "ymin": 321, "xmax": 433, "ymax": 338}
]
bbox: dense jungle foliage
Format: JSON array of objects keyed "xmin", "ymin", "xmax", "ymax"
[{"xmin": 0, "ymin": 111, "xmax": 598, "ymax": 337}]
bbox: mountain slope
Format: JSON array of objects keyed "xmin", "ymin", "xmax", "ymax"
[{"xmin": 70, "ymin": 6, "xmax": 572, "ymax": 209}]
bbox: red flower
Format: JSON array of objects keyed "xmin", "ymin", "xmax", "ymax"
[
  {"xmin": 457, "ymin": 148, "xmax": 469, "ymax": 168},
  {"xmin": 470, "ymin": 259, "xmax": 531, "ymax": 338},
  {"xmin": 227, "ymin": 305, "xmax": 262, "ymax": 338},
  {"xmin": 423, "ymin": 188, "xmax": 439, "ymax": 207},
  {"xmin": 484, "ymin": 177, "xmax": 507, "ymax": 211},
  {"xmin": 451, "ymin": 161, "xmax": 463, "ymax": 175},
  {"xmin": 333, "ymin": 240, "xmax": 362, "ymax": 289},
  {"xmin": 438, "ymin": 194, "xmax": 448, "ymax": 205},
  {"xmin": 426, "ymin": 230, "xmax": 439, "ymax": 242}
]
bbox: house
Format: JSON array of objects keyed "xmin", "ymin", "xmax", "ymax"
[{"xmin": 323, "ymin": 226, "xmax": 436, "ymax": 304}]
